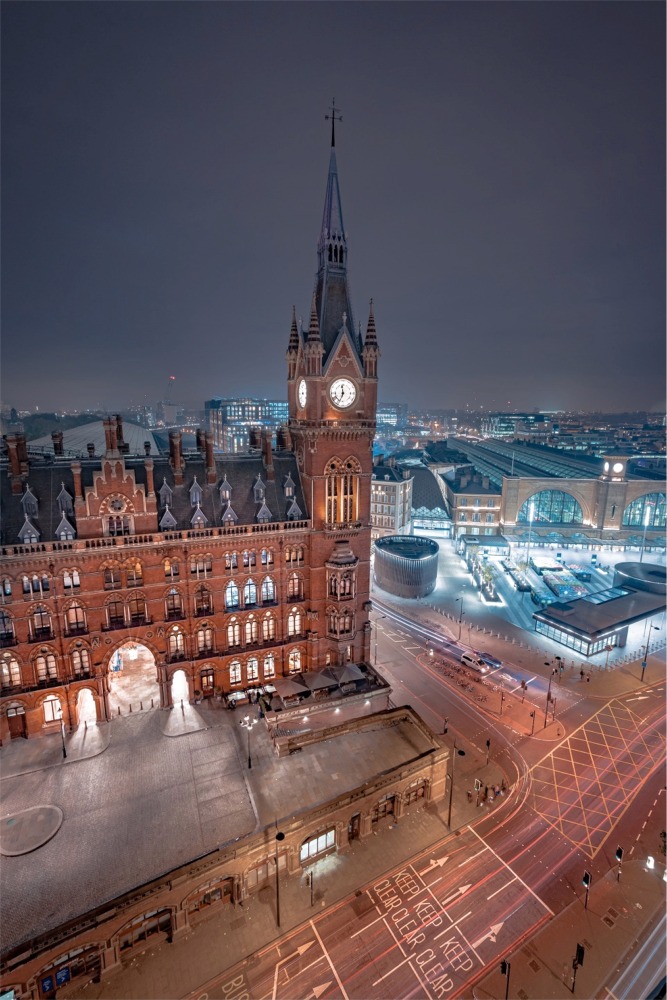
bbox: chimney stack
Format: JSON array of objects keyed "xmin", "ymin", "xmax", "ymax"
[
  {"xmin": 71, "ymin": 461, "xmax": 83, "ymax": 500},
  {"xmin": 52, "ymin": 431, "xmax": 64, "ymax": 456},
  {"xmin": 249, "ymin": 427, "xmax": 261, "ymax": 450},
  {"xmin": 144, "ymin": 440, "xmax": 151, "ymax": 455},
  {"xmin": 196, "ymin": 428, "xmax": 206, "ymax": 452},
  {"xmin": 5, "ymin": 434, "xmax": 25, "ymax": 494},
  {"xmin": 262, "ymin": 429, "xmax": 274, "ymax": 481},
  {"xmin": 276, "ymin": 425, "xmax": 292, "ymax": 451},
  {"xmin": 205, "ymin": 432, "xmax": 216, "ymax": 484},
  {"xmin": 144, "ymin": 457, "xmax": 155, "ymax": 496},
  {"xmin": 169, "ymin": 430, "xmax": 184, "ymax": 485},
  {"xmin": 103, "ymin": 418, "xmax": 119, "ymax": 456},
  {"xmin": 87, "ymin": 442, "xmax": 95, "ymax": 458}
]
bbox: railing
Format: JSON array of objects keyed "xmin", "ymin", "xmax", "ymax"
[
  {"xmin": 0, "ymin": 634, "xmax": 17, "ymax": 648},
  {"xmin": 64, "ymin": 624, "xmax": 88, "ymax": 637},
  {"xmin": 102, "ymin": 620, "xmax": 127, "ymax": 632}
]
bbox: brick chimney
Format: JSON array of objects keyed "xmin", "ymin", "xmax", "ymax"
[
  {"xmin": 196, "ymin": 428, "xmax": 206, "ymax": 453},
  {"xmin": 71, "ymin": 461, "xmax": 83, "ymax": 500},
  {"xmin": 169, "ymin": 431, "xmax": 184, "ymax": 485},
  {"xmin": 144, "ymin": 457, "xmax": 155, "ymax": 496},
  {"xmin": 144, "ymin": 440, "xmax": 151, "ymax": 455},
  {"xmin": 5, "ymin": 434, "xmax": 26, "ymax": 494},
  {"xmin": 249, "ymin": 427, "xmax": 261, "ymax": 450},
  {"xmin": 103, "ymin": 418, "xmax": 119, "ymax": 456},
  {"xmin": 205, "ymin": 432, "xmax": 216, "ymax": 484},
  {"xmin": 87, "ymin": 443, "xmax": 95, "ymax": 458},
  {"xmin": 52, "ymin": 431, "xmax": 64, "ymax": 456},
  {"xmin": 262, "ymin": 429, "xmax": 274, "ymax": 481},
  {"xmin": 276, "ymin": 425, "xmax": 292, "ymax": 451}
]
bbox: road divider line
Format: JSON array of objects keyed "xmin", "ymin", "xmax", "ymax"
[
  {"xmin": 469, "ymin": 829, "xmax": 554, "ymax": 915},
  {"xmin": 309, "ymin": 921, "xmax": 349, "ymax": 1000}
]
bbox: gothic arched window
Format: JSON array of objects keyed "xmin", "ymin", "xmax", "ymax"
[{"xmin": 325, "ymin": 457, "xmax": 361, "ymax": 525}]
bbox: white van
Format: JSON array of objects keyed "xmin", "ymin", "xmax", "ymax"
[{"xmin": 460, "ymin": 652, "xmax": 488, "ymax": 673}]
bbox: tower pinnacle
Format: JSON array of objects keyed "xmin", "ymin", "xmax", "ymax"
[{"xmin": 325, "ymin": 98, "xmax": 343, "ymax": 148}]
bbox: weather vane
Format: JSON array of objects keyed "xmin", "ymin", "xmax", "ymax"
[{"xmin": 325, "ymin": 98, "xmax": 342, "ymax": 147}]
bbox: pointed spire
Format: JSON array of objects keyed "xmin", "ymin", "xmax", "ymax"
[
  {"xmin": 288, "ymin": 305, "xmax": 299, "ymax": 351},
  {"xmin": 307, "ymin": 292, "xmax": 321, "ymax": 342},
  {"xmin": 364, "ymin": 298, "xmax": 378, "ymax": 347}
]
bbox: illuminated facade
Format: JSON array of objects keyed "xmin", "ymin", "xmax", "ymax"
[{"xmin": 0, "ymin": 132, "xmax": 378, "ymax": 744}]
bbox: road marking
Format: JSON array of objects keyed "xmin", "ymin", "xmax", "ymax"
[
  {"xmin": 469, "ymin": 829, "xmax": 554, "ymax": 914},
  {"xmin": 458, "ymin": 847, "xmax": 487, "ymax": 867},
  {"xmin": 419, "ymin": 855, "xmax": 449, "ymax": 876},
  {"xmin": 433, "ymin": 910, "xmax": 473, "ymax": 940},
  {"xmin": 272, "ymin": 942, "xmax": 315, "ymax": 1000},
  {"xmin": 372, "ymin": 954, "xmax": 412, "ymax": 986},
  {"xmin": 442, "ymin": 884, "xmax": 472, "ymax": 906},
  {"xmin": 487, "ymin": 877, "xmax": 515, "ymax": 900},
  {"xmin": 350, "ymin": 910, "xmax": 385, "ymax": 938},
  {"xmin": 309, "ymin": 922, "xmax": 349, "ymax": 1000},
  {"xmin": 472, "ymin": 921, "xmax": 504, "ymax": 949}
]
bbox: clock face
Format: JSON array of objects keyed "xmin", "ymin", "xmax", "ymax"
[
  {"xmin": 329, "ymin": 377, "xmax": 357, "ymax": 409},
  {"xmin": 297, "ymin": 378, "xmax": 307, "ymax": 409}
]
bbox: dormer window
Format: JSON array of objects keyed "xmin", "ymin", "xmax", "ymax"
[
  {"xmin": 21, "ymin": 486, "xmax": 38, "ymax": 518},
  {"xmin": 286, "ymin": 499, "xmax": 302, "ymax": 521},
  {"xmin": 55, "ymin": 514, "xmax": 75, "ymax": 541},
  {"xmin": 222, "ymin": 501, "xmax": 238, "ymax": 525},
  {"xmin": 160, "ymin": 505, "xmax": 177, "ymax": 530},
  {"xmin": 284, "ymin": 474, "xmax": 295, "ymax": 498},
  {"xmin": 191, "ymin": 504, "xmax": 208, "ymax": 528},
  {"xmin": 18, "ymin": 515, "xmax": 40, "ymax": 545},
  {"xmin": 159, "ymin": 479, "xmax": 173, "ymax": 507},
  {"xmin": 253, "ymin": 476, "xmax": 266, "ymax": 503},
  {"xmin": 189, "ymin": 477, "xmax": 203, "ymax": 508},
  {"xmin": 57, "ymin": 484, "xmax": 73, "ymax": 515},
  {"xmin": 219, "ymin": 476, "xmax": 232, "ymax": 502},
  {"xmin": 257, "ymin": 501, "xmax": 272, "ymax": 524}
]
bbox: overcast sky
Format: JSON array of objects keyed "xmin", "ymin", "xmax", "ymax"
[{"xmin": 2, "ymin": 1, "xmax": 665, "ymax": 415}]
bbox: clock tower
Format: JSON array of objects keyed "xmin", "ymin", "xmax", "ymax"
[{"xmin": 286, "ymin": 111, "xmax": 379, "ymax": 669}]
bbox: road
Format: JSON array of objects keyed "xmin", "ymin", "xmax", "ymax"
[{"xmin": 188, "ymin": 603, "xmax": 666, "ymax": 1000}]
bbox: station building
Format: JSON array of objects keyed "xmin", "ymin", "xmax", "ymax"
[{"xmin": 0, "ymin": 127, "xmax": 381, "ymax": 746}]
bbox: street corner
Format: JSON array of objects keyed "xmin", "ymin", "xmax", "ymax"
[
  {"xmin": 530, "ymin": 720, "xmax": 567, "ymax": 742},
  {"xmin": 0, "ymin": 805, "xmax": 63, "ymax": 856}
]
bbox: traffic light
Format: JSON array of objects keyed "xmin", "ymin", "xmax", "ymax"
[
  {"xmin": 615, "ymin": 847, "xmax": 623, "ymax": 862},
  {"xmin": 582, "ymin": 871, "xmax": 591, "ymax": 888}
]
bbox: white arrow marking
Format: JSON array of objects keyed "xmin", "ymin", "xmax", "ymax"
[
  {"xmin": 419, "ymin": 855, "xmax": 449, "ymax": 876},
  {"xmin": 312, "ymin": 984, "xmax": 333, "ymax": 998},
  {"xmin": 472, "ymin": 921, "xmax": 505, "ymax": 950},
  {"xmin": 626, "ymin": 696, "xmax": 650, "ymax": 702},
  {"xmin": 272, "ymin": 941, "xmax": 315, "ymax": 1000},
  {"xmin": 442, "ymin": 884, "xmax": 472, "ymax": 907}
]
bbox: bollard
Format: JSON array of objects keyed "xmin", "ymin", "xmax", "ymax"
[
  {"xmin": 117, "ymin": 706, "xmax": 121, "ymax": 716},
  {"xmin": 151, "ymin": 698, "xmax": 154, "ymax": 709},
  {"xmin": 129, "ymin": 704, "xmax": 132, "ymax": 713},
  {"xmin": 140, "ymin": 701, "xmax": 143, "ymax": 711}
]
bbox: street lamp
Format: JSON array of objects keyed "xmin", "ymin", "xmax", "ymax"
[
  {"xmin": 525, "ymin": 500, "xmax": 535, "ymax": 568},
  {"xmin": 239, "ymin": 714, "xmax": 257, "ymax": 769},
  {"xmin": 60, "ymin": 718, "xmax": 67, "ymax": 759},
  {"xmin": 641, "ymin": 626, "xmax": 660, "ymax": 683},
  {"xmin": 543, "ymin": 663, "xmax": 556, "ymax": 729},
  {"xmin": 455, "ymin": 597, "xmax": 464, "ymax": 641},
  {"xmin": 447, "ymin": 743, "xmax": 466, "ymax": 828},
  {"xmin": 275, "ymin": 828, "xmax": 285, "ymax": 928}
]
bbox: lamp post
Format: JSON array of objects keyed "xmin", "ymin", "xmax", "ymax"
[
  {"xmin": 455, "ymin": 597, "xmax": 464, "ymax": 641},
  {"xmin": 275, "ymin": 828, "xmax": 285, "ymax": 928},
  {"xmin": 641, "ymin": 626, "xmax": 660, "ymax": 683},
  {"xmin": 543, "ymin": 663, "xmax": 556, "ymax": 729},
  {"xmin": 60, "ymin": 718, "xmax": 67, "ymax": 759},
  {"xmin": 239, "ymin": 714, "xmax": 257, "ymax": 769},
  {"xmin": 447, "ymin": 743, "xmax": 466, "ymax": 828},
  {"xmin": 525, "ymin": 501, "xmax": 535, "ymax": 568}
]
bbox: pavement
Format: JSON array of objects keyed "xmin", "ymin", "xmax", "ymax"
[{"xmin": 1, "ymin": 617, "xmax": 665, "ymax": 998}]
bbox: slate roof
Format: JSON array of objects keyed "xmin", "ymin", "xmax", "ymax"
[
  {"xmin": 408, "ymin": 466, "xmax": 448, "ymax": 512},
  {"xmin": 0, "ymin": 451, "xmax": 307, "ymax": 546}
]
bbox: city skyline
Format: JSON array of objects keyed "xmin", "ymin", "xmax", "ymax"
[{"xmin": 2, "ymin": 2, "xmax": 665, "ymax": 414}]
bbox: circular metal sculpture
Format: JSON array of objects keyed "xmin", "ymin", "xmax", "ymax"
[{"xmin": 374, "ymin": 535, "xmax": 439, "ymax": 599}]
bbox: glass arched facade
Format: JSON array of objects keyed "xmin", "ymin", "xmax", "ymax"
[
  {"xmin": 517, "ymin": 491, "xmax": 583, "ymax": 525},
  {"xmin": 622, "ymin": 492, "xmax": 666, "ymax": 528}
]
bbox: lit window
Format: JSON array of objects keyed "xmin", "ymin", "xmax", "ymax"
[{"xmin": 43, "ymin": 695, "xmax": 62, "ymax": 723}]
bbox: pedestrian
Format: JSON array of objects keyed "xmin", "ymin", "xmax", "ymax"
[
  {"xmin": 580, "ymin": 668, "xmax": 584, "ymax": 681},
  {"xmin": 484, "ymin": 785, "xmax": 488, "ymax": 799},
  {"xmin": 467, "ymin": 789, "xmax": 472, "ymax": 802},
  {"xmin": 586, "ymin": 674, "xmax": 590, "ymax": 682}
]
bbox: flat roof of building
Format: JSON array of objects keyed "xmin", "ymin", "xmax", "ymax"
[{"xmin": 534, "ymin": 587, "xmax": 666, "ymax": 642}]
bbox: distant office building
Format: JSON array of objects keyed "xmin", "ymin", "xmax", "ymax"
[
  {"xmin": 376, "ymin": 403, "xmax": 407, "ymax": 430},
  {"xmin": 371, "ymin": 457, "xmax": 413, "ymax": 542},
  {"xmin": 205, "ymin": 398, "xmax": 289, "ymax": 452},
  {"xmin": 481, "ymin": 412, "xmax": 554, "ymax": 441}
]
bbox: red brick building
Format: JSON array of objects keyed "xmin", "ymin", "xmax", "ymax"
[{"xmin": 0, "ymin": 133, "xmax": 379, "ymax": 744}]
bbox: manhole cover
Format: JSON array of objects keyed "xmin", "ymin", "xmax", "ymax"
[{"xmin": 529, "ymin": 960, "xmax": 541, "ymax": 973}]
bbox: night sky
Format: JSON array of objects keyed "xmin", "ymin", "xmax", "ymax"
[{"xmin": 2, "ymin": 2, "xmax": 665, "ymax": 415}]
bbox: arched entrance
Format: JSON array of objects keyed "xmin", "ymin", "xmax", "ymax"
[
  {"xmin": 76, "ymin": 688, "xmax": 98, "ymax": 727},
  {"xmin": 107, "ymin": 642, "xmax": 160, "ymax": 715},
  {"xmin": 170, "ymin": 668, "xmax": 189, "ymax": 707}
]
